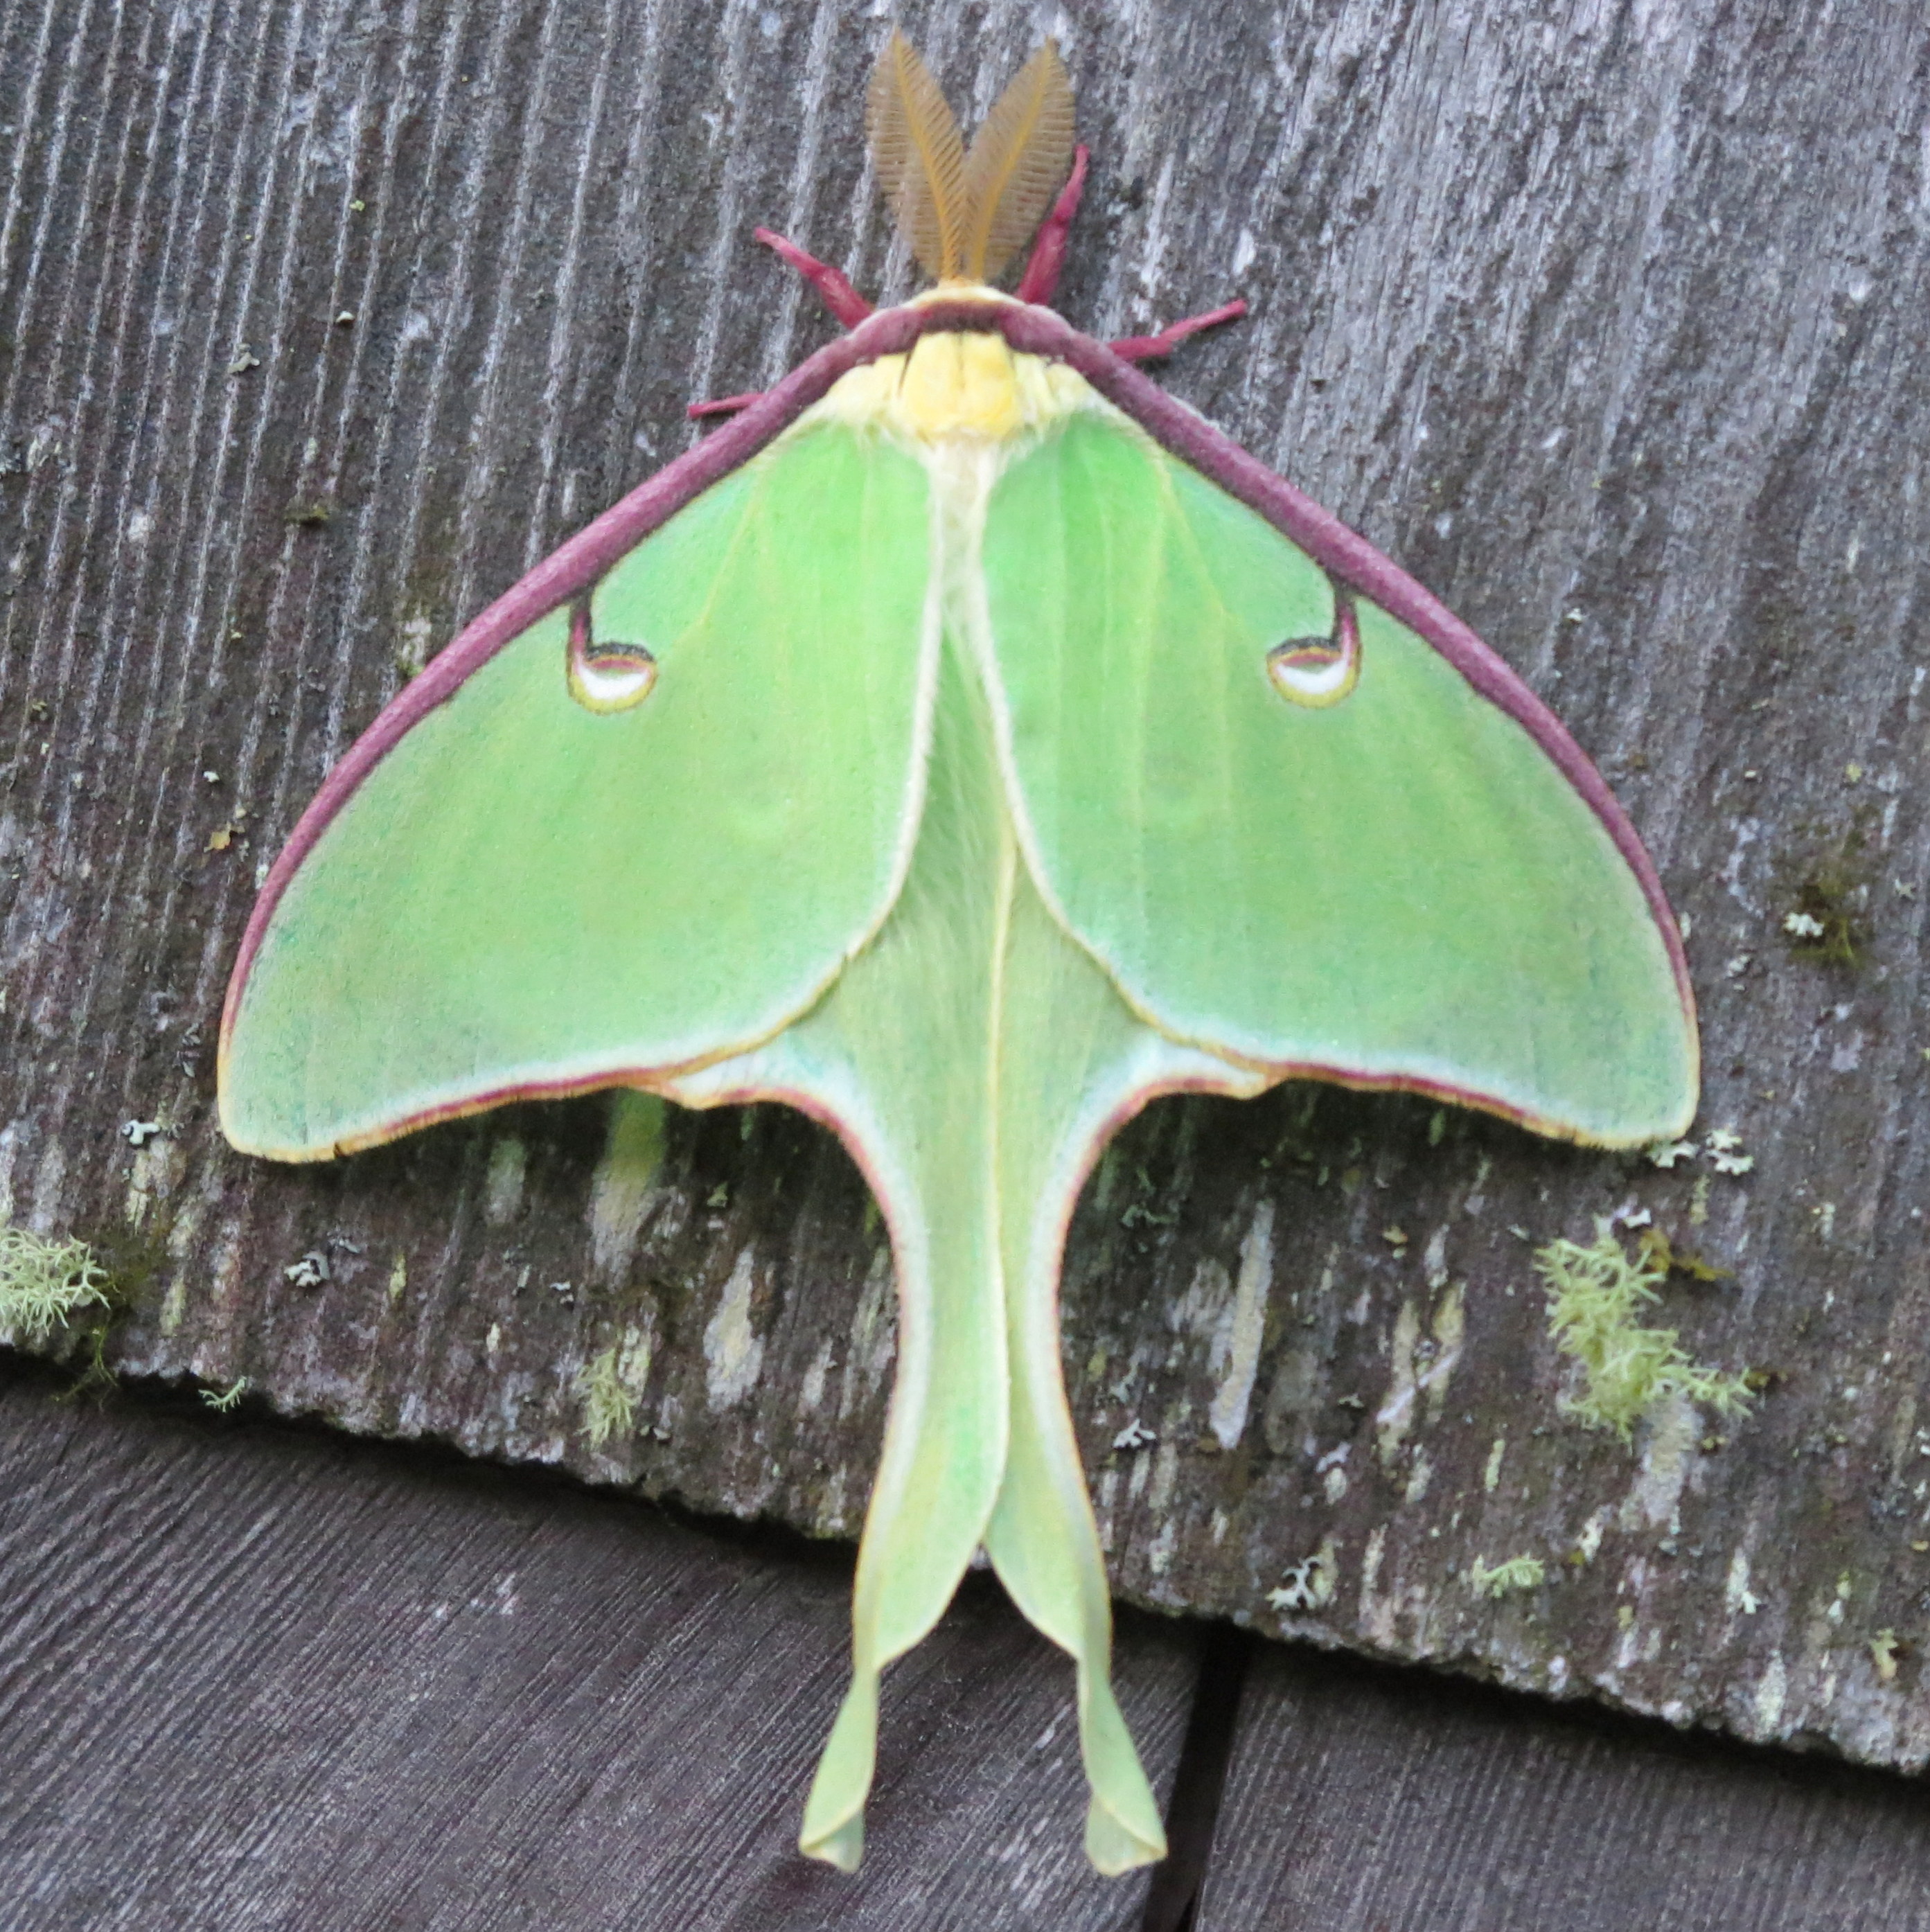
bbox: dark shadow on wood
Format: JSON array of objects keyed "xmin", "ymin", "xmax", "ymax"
[{"xmin": 1140, "ymin": 1622, "xmax": 1254, "ymax": 1932}]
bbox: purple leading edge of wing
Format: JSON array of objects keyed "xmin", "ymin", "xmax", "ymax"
[{"xmin": 225, "ymin": 290, "xmax": 1692, "ymax": 1054}]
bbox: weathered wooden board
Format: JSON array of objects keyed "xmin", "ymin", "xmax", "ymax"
[
  {"xmin": 0, "ymin": 1364, "xmax": 1193, "ymax": 1928},
  {"xmin": 1198, "ymin": 1641, "xmax": 1930, "ymax": 1931},
  {"xmin": 5, "ymin": 0, "xmax": 1930, "ymax": 1791}
]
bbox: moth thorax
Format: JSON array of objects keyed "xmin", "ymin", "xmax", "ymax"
[
  {"xmin": 892, "ymin": 332, "xmax": 1086, "ymax": 446},
  {"xmin": 807, "ymin": 332, "xmax": 1089, "ymax": 450},
  {"xmin": 901, "ymin": 332, "xmax": 1029, "ymax": 438}
]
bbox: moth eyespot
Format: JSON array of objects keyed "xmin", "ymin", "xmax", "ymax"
[
  {"xmin": 567, "ymin": 599, "xmax": 657, "ymax": 713},
  {"xmin": 1266, "ymin": 595, "xmax": 1361, "ymax": 708}
]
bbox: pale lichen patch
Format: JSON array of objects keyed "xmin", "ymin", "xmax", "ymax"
[
  {"xmin": 1376, "ymin": 1284, "xmax": 1464, "ymax": 1466},
  {"xmin": 124, "ymin": 1133, "xmax": 185, "ymax": 1228},
  {"xmin": 1376, "ymin": 1300, "xmax": 1422, "ymax": 1467},
  {"xmin": 703, "ymin": 1249, "xmax": 764, "ymax": 1409},
  {"xmin": 1725, "ymin": 1547, "xmax": 1762, "ymax": 1618},
  {"xmin": 1207, "ymin": 1198, "xmax": 1274, "ymax": 1451},
  {"xmin": 1826, "ymin": 1570, "xmax": 1854, "ymax": 1626},
  {"xmin": 1468, "ymin": 1554, "xmax": 1544, "ymax": 1597},
  {"xmin": 1612, "ymin": 1599, "xmax": 1645, "ymax": 1669},
  {"xmin": 799, "ymin": 1337, "xmax": 835, "ymax": 1415},
  {"xmin": 1268, "ymin": 1535, "xmax": 1339, "ymax": 1613},
  {"xmin": 589, "ymin": 1092, "xmax": 667, "ymax": 1278},
  {"xmin": 484, "ymin": 1136, "xmax": 526, "ymax": 1226},
  {"xmin": 1424, "ymin": 1284, "xmax": 1464, "ymax": 1425},
  {"xmin": 838, "ymin": 1246, "xmax": 897, "ymax": 1421},
  {"xmin": 1147, "ymin": 1438, "xmax": 1181, "ymax": 1520},
  {"xmin": 1261, "ymin": 1342, "xmax": 1322, "ymax": 1455},
  {"xmin": 1422, "ymin": 1224, "xmax": 1449, "ymax": 1288},
  {"xmin": 1148, "ymin": 1516, "xmax": 1178, "ymax": 1577},
  {"xmin": 1359, "ymin": 1524, "xmax": 1394, "ymax": 1644},
  {"xmin": 1170, "ymin": 1256, "xmax": 1230, "ymax": 1343},
  {"xmin": 1886, "ymin": 1388, "xmax": 1918, "ymax": 1481},
  {"xmin": 156, "ymin": 1196, "xmax": 206, "ymax": 1336},
  {"xmin": 1573, "ymin": 1507, "xmax": 1610, "ymax": 1565},
  {"xmin": 1618, "ymin": 1391, "xmax": 1701, "ymax": 1532}
]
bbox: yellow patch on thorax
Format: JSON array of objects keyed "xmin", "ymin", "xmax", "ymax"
[{"xmin": 809, "ymin": 312, "xmax": 1090, "ymax": 448}]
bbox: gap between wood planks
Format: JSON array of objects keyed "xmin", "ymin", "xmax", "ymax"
[{"xmin": 1140, "ymin": 1623, "xmax": 1255, "ymax": 1932}]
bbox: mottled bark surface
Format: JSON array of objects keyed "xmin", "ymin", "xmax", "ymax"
[{"xmin": 5, "ymin": 0, "xmax": 1930, "ymax": 1799}]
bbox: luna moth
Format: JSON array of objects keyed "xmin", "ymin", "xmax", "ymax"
[{"xmin": 219, "ymin": 35, "xmax": 1697, "ymax": 1877}]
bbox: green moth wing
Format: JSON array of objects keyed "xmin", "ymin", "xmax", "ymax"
[
  {"xmin": 220, "ymin": 415, "xmax": 932, "ymax": 1158},
  {"xmin": 977, "ymin": 400, "xmax": 1696, "ymax": 1147}
]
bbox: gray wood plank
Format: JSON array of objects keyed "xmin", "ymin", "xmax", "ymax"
[
  {"xmin": 0, "ymin": 1365, "xmax": 1193, "ymax": 1930},
  {"xmin": 3, "ymin": 0, "xmax": 1929, "ymax": 1787},
  {"xmin": 1198, "ymin": 1640, "xmax": 1930, "ymax": 1932}
]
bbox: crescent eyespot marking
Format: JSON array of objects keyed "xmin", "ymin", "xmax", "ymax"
[
  {"xmin": 566, "ymin": 596, "xmax": 657, "ymax": 713},
  {"xmin": 1267, "ymin": 592, "xmax": 1361, "ymax": 709}
]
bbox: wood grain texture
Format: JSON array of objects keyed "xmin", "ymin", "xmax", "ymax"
[
  {"xmin": 4, "ymin": 0, "xmax": 1930, "ymax": 1784},
  {"xmin": 1198, "ymin": 1641, "xmax": 1930, "ymax": 1931},
  {"xmin": 0, "ymin": 1365, "xmax": 1193, "ymax": 1928}
]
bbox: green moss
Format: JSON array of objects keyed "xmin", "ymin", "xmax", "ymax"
[
  {"xmin": 1467, "ymin": 1555, "xmax": 1544, "ymax": 1598},
  {"xmin": 1535, "ymin": 1218, "xmax": 1753, "ymax": 1439},
  {"xmin": 1782, "ymin": 811, "xmax": 1875, "ymax": 968},
  {"xmin": 83, "ymin": 1220, "xmax": 169, "ymax": 1306},
  {"xmin": 1636, "ymin": 1227, "xmax": 1732, "ymax": 1283}
]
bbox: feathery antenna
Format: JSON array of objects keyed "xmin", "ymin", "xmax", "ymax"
[
  {"xmin": 867, "ymin": 34, "xmax": 1077, "ymax": 287},
  {"xmin": 959, "ymin": 41, "xmax": 1074, "ymax": 283},
  {"xmin": 866, "ymin": 30, "xmax": 968, "ymax": 283}
]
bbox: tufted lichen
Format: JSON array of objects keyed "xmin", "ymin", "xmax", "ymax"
[
  {"xmin": 578, "ymin": 1325, "xmax": 654, "ymax": 1449},
  {"xmin": 1468, "ymin": 1554, "xmax": 1545, "ymax": 1597},
  {"xmin": 1535, "ymin": 1218, "xmax": 1753, "ymax": 1439},
  {"xmin": 0, "ymin": 1221, "xmax": 113, "ymax": 1347},
  {"xmin": 578, "ymin": 1344, "xmax": 639, "ymax": 1448}
]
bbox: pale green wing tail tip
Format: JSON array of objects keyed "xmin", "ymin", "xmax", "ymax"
[
  {"xmin": 1079, "ymin": 1668, "xmax": 1168, "ymax": 1872},
  {"xmin": 802, "ymin": 1814, "xmax": 865, "ymax": 1875},
  {"xmin": 1086, "ymin": 1799, "xmax": 1166, "ymax": 1875},
  {"xmin": 799, "ymin": 1676, "xmax": 878, "ymax": 1872}
]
